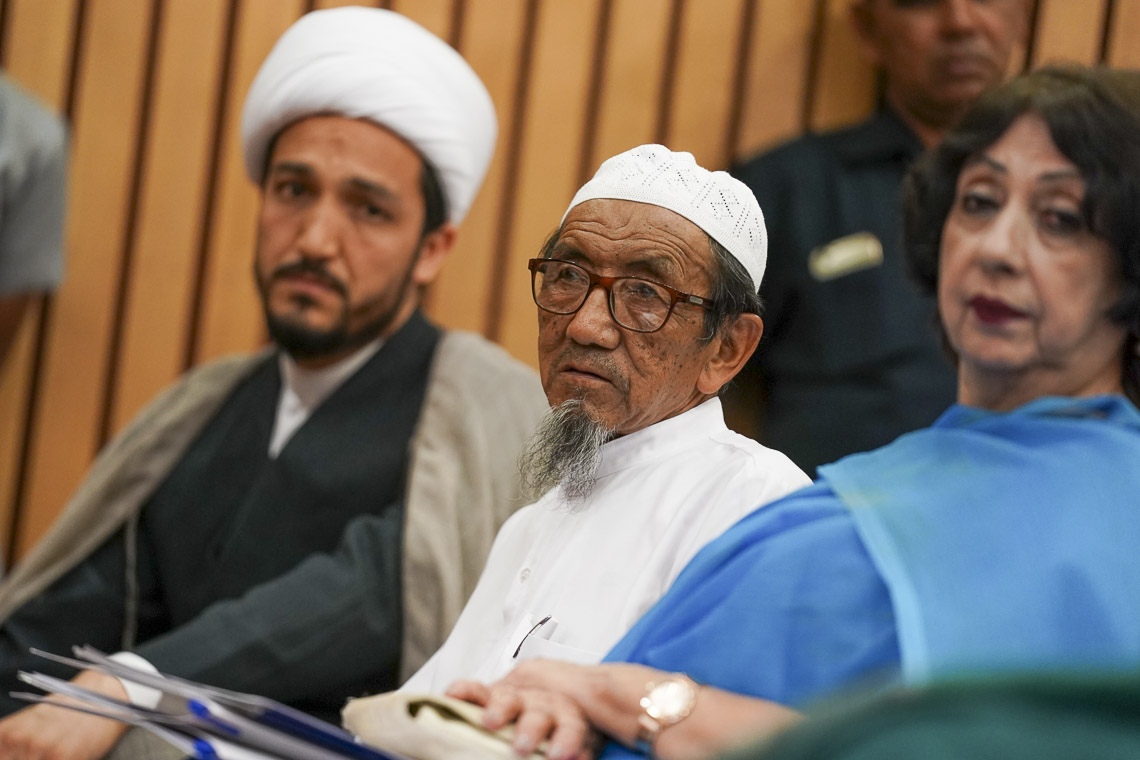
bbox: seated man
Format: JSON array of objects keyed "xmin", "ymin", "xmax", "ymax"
[
  {"xmin": 0, "ymin": 6, "xmax": 546, "ymax": 757},
  {"xmin": 403, "ymin": 144, "xmax": 810, "ymax": 693}
]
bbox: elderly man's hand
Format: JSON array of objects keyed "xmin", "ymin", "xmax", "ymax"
[
  {"xmin": 449, "ymin": 660, "xmax": 804, "ymax": 760},
  {"xmin": 447, "ymin": 659, "xmax": 659, "ymax": 760},
  {"xmin": 447, "ymin": 662, "xmax": 602, "ymax": 760},
  {"xmin": 0, "ymin": 669, "xmax": 130, "ymax": 760}
]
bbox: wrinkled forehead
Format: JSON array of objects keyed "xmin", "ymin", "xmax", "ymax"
[{"xmin": 556, "ymin": 199, "xmax": 714, "ymax": 282}]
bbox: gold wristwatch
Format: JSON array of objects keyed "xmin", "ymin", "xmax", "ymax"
[{"xmin": 635, "ymin": 673, "xmax": 699, "ymax": 755}]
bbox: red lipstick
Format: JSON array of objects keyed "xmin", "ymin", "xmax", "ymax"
[{"xmin": 970, "ymin": 296, "xmax": 1027, "ymax": 325}]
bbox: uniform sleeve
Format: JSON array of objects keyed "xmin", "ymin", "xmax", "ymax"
[
  {"xmin": 135, "ymin": 506, "xmax": 404, "ymax": 714},
  {"xmin": 0, "ymin": 82, "xmax": 68, "ymax": 295}
]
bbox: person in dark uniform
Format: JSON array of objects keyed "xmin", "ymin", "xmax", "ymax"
[{"xmin": 725, "ymin": 0, "xmax": 1028, "ymax": 474}]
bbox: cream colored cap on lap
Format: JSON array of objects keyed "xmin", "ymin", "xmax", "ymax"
[
  {"xmin": 564, "ymin": 144, "xmax": 767, "ymax": 290},
  {"xmin": 241, "ymin": 7, "xmax": 497, "ymax": 224}
]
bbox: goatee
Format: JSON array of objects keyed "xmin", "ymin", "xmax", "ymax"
[
  {"xmin": 518, "ymin": 399, "xmax": 616, "ymax": 508},
  {"xmin": 257, "ymin": 256, "xmax": 413, "ymax": 362}
]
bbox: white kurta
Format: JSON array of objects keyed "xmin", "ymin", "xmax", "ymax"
[{"xmin": 402, "ymin": 398, "xmax": 810, "ymax": 692}]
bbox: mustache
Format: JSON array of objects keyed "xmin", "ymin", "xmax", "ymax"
[
  {"xmin": 555, "ymin": 346, "xmax": 629, "ymax": 393},
  {"xmin": 269, "ymin": 258, "xmax": 349, "ymax": 299}
]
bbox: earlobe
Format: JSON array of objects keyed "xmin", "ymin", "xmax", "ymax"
[
  {"xmin": 696, "ymin": 314, "xmax": 764, "ymax": 395},
  {"xmin": 412, "ymin": 223, "xmax": 457, "ymax": 286}
]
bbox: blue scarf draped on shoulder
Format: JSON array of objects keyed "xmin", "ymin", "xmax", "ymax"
[
  {"xmin": 820, "ymin": 394, "xmax": 1140, "ymax": 683},
  {"xmin": 598, "ymin": 395, "xmax": 1140, "ymax": 759}
]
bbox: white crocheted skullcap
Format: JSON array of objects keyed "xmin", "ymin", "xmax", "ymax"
[
  {"xmin": 563, "ymin": 144, "xmax": 767, "ymax": 290},
  {"xmin": 241, "ymin": 6, "xmax": 497, "ymax": 224}
]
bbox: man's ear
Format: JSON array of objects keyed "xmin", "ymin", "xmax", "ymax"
[
  {"xmin": 696, "ymin": 313, "xmax": 764, "ymax": 396},
  {"xmin": 411, "ymin": 222, "xmax": 458, "ymax": 287},
  {"xmin": 849, "ymin": 0, "xmax": 884, "ymax": 68}
]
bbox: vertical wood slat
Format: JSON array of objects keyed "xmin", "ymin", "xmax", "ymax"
[
  {"xmin": 1032, "ymin": 0, "xmax": 1110, "ymax": 65},
  {"xmin": 97, "ymin": 0, "xmax": 165, "ymax": 445},
  {"xmin": 390, "ymin": 0, "xmax": 452, "ymax": 38},
  {"xmin": 1107, "ymin": 0, "xmax": 1140, "ymax": 66},
  {"xmin": 809, "ymin": 0, "xmax": 876, "ymax": 131},
  {"xmin": 7, "ymin": 0, "xmax": 1140, "ymax": 559},
  {"xmin": 734, "ymin": 0, "xmax": 818, "ymax": 159},
  {"xmin": 586, "ymin": 0, "xmax": 673, "ymax": 176},
  {"xmin": 664, "ymin": 0, "xmax": 748, "ymax": 169},
  {"xmin": 111, "ymin": 0, "xmax": 230, "ymax": 433},
  {"xmin": 429, "ymin": 0, "xmax": 530, "ymax": 336},
  {"xmin": 16, "ymin": 0, "xmax": 153, "ymax": 556}
]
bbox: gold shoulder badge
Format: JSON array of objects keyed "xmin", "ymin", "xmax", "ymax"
[{"xmin": 807, "ymin": 232, "xmax": 884, "ymax": 282}]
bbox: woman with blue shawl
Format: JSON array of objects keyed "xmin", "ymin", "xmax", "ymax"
[{"xmin": 446, "ymin": 64, "xmax": 1140, "ymax": 760}]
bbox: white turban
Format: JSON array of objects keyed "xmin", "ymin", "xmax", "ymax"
[
  {"xmin": 241, "ymin": 7, "xmax": 497, "ymax": 225},
  {"xmin": 564, "ymin": 144, "xmax": 767, "ymax": 290}
]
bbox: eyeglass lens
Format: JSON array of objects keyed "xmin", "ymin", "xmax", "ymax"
[{"xmin": 531, "ymin": 259, "xmax": 674, "ymax": 332}]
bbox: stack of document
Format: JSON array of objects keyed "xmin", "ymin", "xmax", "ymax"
[{"xmin": 15, "ymin": 646, "xmax": 409, "ymax": 760}]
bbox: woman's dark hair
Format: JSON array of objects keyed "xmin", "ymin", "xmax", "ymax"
[{"xmin": 903, "ymin": 64, "xmax": 1140, "ymax": 404}]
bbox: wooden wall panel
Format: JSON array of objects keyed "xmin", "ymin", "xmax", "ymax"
[
  {"xmin": 666, "ymin": 0, "xmax": 748, "ymax": 169},
  {"xmin": 111, "ymin": 0, "xmax": 229, "ymax": 432},
  {"xmin": 16, "ymin": 0, "xmax": 153, "ymax": 555},
  {"xmin": 1032, "ymin": 0, "xmax": 1109, "ymax": 66},
  {"xmin": 5, "ymin": 0, "xmax": 1140, "ymax": 559},
  {"xmin": 810, "ymin": 0, "xmax": 876, "ymax": 131},
  {"xmin": 588, "ymin": 0, "xmax": 673, "ymax": 174},
  {"xmin": 1107, "ymin": 0, "xmax": 1140, "ymax": 67},
  {"xmin": 390, "ymin": 0, "xmax": 453, "ymax": 39},
  {"xmin": 734, "ymin": 0, "xmax": 815, "ymax": 159},
  {"xmin": 429, "ymin": 0, "xmax": 529, "ymax": 335}
]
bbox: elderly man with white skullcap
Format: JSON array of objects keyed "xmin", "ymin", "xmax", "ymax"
[
  {"xmin": 0, "ymin": 7, "xmax": 545, "ymax": 758},
  {"xmin": 393, "ymin": 145, "xmax": 808, "ymax": 705}
]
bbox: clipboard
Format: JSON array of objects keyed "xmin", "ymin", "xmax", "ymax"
[{"xmin": 15, "ymin": 647, "xmax": 411, "ymax": 760}]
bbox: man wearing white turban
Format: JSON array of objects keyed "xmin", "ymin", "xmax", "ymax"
[
  {"xmin": 397, "ymin": 144, "xmax": 809, "ymax": 696},
  {"xmin": 0, "ymin": 7, "xmax": 545, "ymax": 758}
]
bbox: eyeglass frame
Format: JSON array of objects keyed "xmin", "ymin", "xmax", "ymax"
[{"xmin": 527, "ymin": 257, "xmax": 717, "ymax": 334}]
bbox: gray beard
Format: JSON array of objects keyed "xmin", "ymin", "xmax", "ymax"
[{"xmin": 518, "ymin": 399, "xmax": 616, "ymax": 508}]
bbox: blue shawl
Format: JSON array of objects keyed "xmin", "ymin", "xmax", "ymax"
[
  {"xmin": 822, "ymin": 394, "xmax": 1140, "ymax": 682},
  {"xmin": 600, "ymin": 395, "xmax": 1140, "ymax": 758}
]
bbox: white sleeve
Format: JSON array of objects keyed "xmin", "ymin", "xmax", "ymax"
[{"xmin": 108, "ymin": 651, "xmax": 164, "ymax": 709}]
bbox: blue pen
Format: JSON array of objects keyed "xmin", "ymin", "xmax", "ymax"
[
  {"xmin": 188, "ymin": 699, "xmax": 241, "ymax": 737},
  {"xmin": 191, "ymin": 737, "xmax": 219, "ymax": 760}
]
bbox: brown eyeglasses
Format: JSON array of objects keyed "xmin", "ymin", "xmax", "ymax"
[{"xmin": 528, "ymin": 258, "xmax": 715, "ymax": 333}]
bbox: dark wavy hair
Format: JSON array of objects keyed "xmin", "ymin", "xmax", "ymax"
[{"xmin": 903, "ymin": 64, "xmax": 1140, "ymax": 404}]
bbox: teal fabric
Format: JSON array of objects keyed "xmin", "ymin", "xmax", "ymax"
[
  {"xmin": 726, "ymin": 670, "xmax": 1140, "ymax": 760},
  {"xmin": 823, "ymin": 395, "xmax": 1140, "ymax": 683}
]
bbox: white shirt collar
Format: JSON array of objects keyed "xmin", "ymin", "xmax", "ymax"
[
  {"xmin": 594, "ymin": 397, "xmax": 726, "ymax": 479},
  {"xmin": 268, "ymin": 338, "xmax": 384, "ymax": 457}
]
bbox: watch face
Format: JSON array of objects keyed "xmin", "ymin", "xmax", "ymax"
[{"xmin": 648, "ymin": 678, "xmax": 695, "ymax": 720}]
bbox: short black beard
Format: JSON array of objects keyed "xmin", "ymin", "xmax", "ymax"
[
  {"xmin": 518, "ymin": 399, "xmax": 616, "ymax": 508},
  {"xmin": 258, "ymin": 255, "xmax": 417, "ymax": 362}
]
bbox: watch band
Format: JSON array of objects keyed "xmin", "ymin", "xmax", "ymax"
[{"xmin": 635, "ymin": 673, "xmax": 698, "ymax": 756}]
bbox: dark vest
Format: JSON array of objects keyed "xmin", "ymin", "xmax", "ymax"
[{"xmin": 139, "ymin": 312, "xmax": 440, "ymax": 637}]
